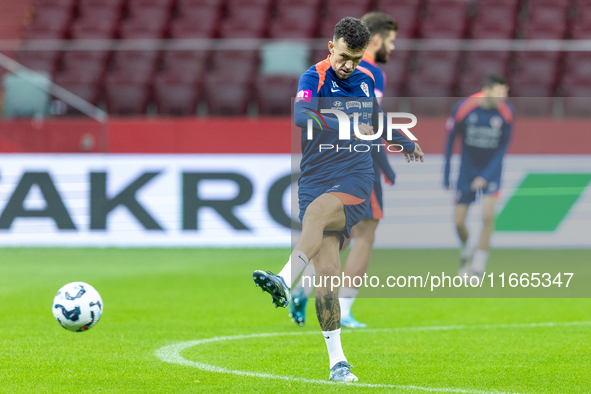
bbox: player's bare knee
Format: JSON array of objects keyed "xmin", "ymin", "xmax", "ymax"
[
  {"xmin": 482, "ymin": 213, "xmax": 494, "ymax": 227},
  {"xmin": 455, "ymin": 217, "xmax": 466, "ymax": 229}
]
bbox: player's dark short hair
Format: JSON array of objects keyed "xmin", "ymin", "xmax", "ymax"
[
  {"xmin": 333, "ymin": 17, "xmax": 371, "ymax": 50},
  {"xmin": 482, "ymin": 74, "xmax": 508, "ymax": 88},
  {"xmin": 361, "ymin": 12, "xmax": 398, "ymax": 38}
]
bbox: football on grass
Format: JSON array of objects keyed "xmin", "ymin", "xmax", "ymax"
[{"xmin": 52, "ymin": 282, "xmax": 103, "ymax": 332}]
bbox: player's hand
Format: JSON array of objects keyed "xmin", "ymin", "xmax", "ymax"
[
  {"xmin": 404, "ymin": 142, "xmax": 424, "ymax": 163},
  {"xmin": 471, "ymin": 176, "xmax": 488, "ymax": 192},
  {"xmin": 354, "ymin": 123, "xmax": 374, "ymax": 140}
]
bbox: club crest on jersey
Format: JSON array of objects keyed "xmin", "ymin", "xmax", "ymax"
[{"xmin": 360, "ymin": 82, "xmax": 370, "ymax": 97}]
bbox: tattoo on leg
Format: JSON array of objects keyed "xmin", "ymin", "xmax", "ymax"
[{"xmin": 315, "ymin": 292, "xmax": 340, "ymax": 331}]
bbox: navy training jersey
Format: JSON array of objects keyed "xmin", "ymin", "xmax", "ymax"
[
  {"xmin": 294, "ymin": 55, "xmax": 414, "ymax": 182},
  {"xmin": 443, "ymin": 93, "xmax": 514, "ymax": 187}
]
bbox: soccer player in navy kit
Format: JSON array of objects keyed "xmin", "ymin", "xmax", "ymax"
[
  {"xmin": 444, "ymin": 74, "xmax": 513, "ymax": 279},
  {"xmin": 253, "ymin": 17, "xmax": 423, "ymax": 382},
  {"xmin": 289, "ymin": 12, "xmax": 399, "ymax": 329}
]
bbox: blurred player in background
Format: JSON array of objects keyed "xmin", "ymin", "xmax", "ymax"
[
  {"xmin": 289, "ymin": 11, "xmax": 399, "ymax": 329},
  {"xmin": 253, "ymin": 17, "xmax": 423, "ymax": 382},
  {"xmin": 444, "ymin": 74, "xmax": 513, "ymax": 279}
]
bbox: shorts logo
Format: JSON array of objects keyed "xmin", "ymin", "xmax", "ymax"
[
  {"xmin": 488, "ymin": 181, "xmax": 499, "ymax": 193},
  {"xmin": 295, "ymin": 89, "xmax": 312, "ymax": 103},
  {"xmin": 360, "ymin": 82, "xmax": 370, "ymax": 97},
  {"xmin": 362, "ymin": 101, "xmax": 373, "ymax": 108},
  {"xmin": 346, "ymin": 101, "xmax": 361, "ymax": 110}
]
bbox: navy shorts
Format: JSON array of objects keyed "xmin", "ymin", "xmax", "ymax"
[
  {"xmin": 299, "ymin": 173, "xmax": 373, "ymax": 242},
  {"xmin": 456, "ymin": 174, "xmax": 501, "ymax": 204},
  {"xmin": 363, "ymin": 181, "xmax": 384, "ymax": 220}
]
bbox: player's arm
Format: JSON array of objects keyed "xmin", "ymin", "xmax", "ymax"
[
  {"xmin": 293, "ymin": 74, "xmax": 343, "ymax": 134},
  {"xmin": 478, "ymin": 121, "xmax": 513, "ymax": 183},
  {"xmin": 372, "ymin": 138, "xmax": 396, "ymax": 185},
  {"xmin": 444, "ymin": 112, "xmax": 461, "ymax": 189}
]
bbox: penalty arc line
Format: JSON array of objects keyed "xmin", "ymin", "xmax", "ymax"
[{"xmin": 155, "ymin": 320, "xmax": 591, "ymax": 394}]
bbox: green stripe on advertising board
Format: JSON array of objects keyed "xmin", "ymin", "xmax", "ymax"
[{"xmin": 496, "ymin": 173, "xmax": 591, "ymax": 232}]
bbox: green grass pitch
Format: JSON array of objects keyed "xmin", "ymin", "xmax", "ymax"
[{"xmin": 1, "ymin": 248, "xmax": 590, "ymax": 394}]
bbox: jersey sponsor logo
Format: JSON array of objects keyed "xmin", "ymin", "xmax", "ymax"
[
  {"xmin": 467, "ymin": 113, "xmax": 478, "ymax": 124},
  {"xmin": 361, "ymin": 82, "xmax": 370, "ymax": 97},
  {"xmin": 346, "ymin": 101, "xmax": 361, "ymax": 110},
  {"xmin": 332, "ymin": 100, "xmax": 344, "ymax": 110},
  {"xmin": 490, "ymin": 115, "xmax": 503, "ymax": 129},
  {"xmin": 295, "ymin": 89, "xmax": 312, "ymax": 103},
  {"xmin": 362, "ymin": 102, "xmax": 373, "ymax": 108}
]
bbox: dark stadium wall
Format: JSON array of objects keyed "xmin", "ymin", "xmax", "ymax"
[{"xmin": 0, "ymin": 118, "xmax": 589, "ymax": 154}]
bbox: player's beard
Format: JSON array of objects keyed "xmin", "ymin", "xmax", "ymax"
[{"xmin": 375, "ymin": 42, "xmax": 390, "ymax": 64}]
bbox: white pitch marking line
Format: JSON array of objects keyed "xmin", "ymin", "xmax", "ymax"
[{"xmin": 155, "ymin": 321, "xmax": 591, "ymax": 394}]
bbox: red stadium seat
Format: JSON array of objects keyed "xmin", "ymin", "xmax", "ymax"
[
  {"xmin": 61, "ymin": 51, "xmax": 110, "ymax": 82},
  {"xmin": 17, "ymin": 51, "xmax": 61, "ymax": 76},
  {"xmin": 177, "ymin": 0, "xmax": 224, "ymax": 9},
  {"xmin": 471, "ymin": 3, "xmax": 518, "ymax": 39},
  {"xmin": 163, "ymin": 51, "xmax": 209, "ymax": 79},
  {"xmin": 562, "ymin": 53, "xmax": 591, "ymax": 88},
  {"xmin": 275, "ymin": 0, "xmax": 320, "ymax": 9},
  {"xmin": 571, "ymin": 1, "xmax": 591, "ymax": 39},
  {"xmin": 376, "ymin": 0, "xmax": 421, "ymax": 39},
  {"xmin": 320, "ymin": 4, "xmax": 373, "ymax": 39},
  {"xmin": 78, "ymin": 0, "xmax": 125, "ymax": 12},
  {"xmin": 379, "ymin": 51, "xmax": 410, "ymax": 97},
  {"xmin": 70, "ymin": 8, "xmax": 121, "ymax": 39},
  {"xmin": 256, "ymin": 75, "xmax": 299, "ymax": 116},
  {"xmin": 510, "ymin": 52, "xmax": 559, "ymax": 90},
  {"xmin": 54, "ymin": 73, "xmax": 103, "ymax": 107},
  {"xmin": 128, "ymin": 0, "xmax": 175, "ymax": 12},
  {"xmin": 228, "ymin": 0, "xmax": 273, "ymax": 6},
  {"xmin": 407, "ymin": 51, "xmax": 461, "ymax": 96},
  {"xmin": 111, "ymin": 51, "xmax": 160, "ymax": 80},
  {"xmin": 105, "ymin": 74, "xmax": 151, "ymax": 115},
  {"xmin": 205, "ymin": 76, "xmax": 249, "ymax": 116},
  {"xmin": 25, "ymin": 3, "xmax": 73, "ymax": 39},
  {"xmin": 219, "ymin": 5, "xmax": 270, "ymax": 38},
  {"xmin": 476, "ymin": 0, "xmax": 521, "ymax": 7},
  {"xmin": 153, "ymin": 73, "xmax": 201, "ymax": 115},
  {"xmin": 458, "ymin": 51, "xmax": 510, "ymax": 96},
  {"xmin": 209, "ymin": 51, "xmax": 258, "ymax": 83},
  {"xmin": 119, "ymin": 7, "xmax": 171, "ymax": 39},
  {"xmin": 171, "ymin": 6, "xmax": 221, "ymax": 38},
  {"xmin": 269, "ymin": 4, "xmax": 319, "ymax": 39},
  {"xmin": 522, "ymin": 2, "xmax": 569, "ymax": 39},
  {"xmin": 420, "ymin": 0, "xmax": 469, "ymax": 39}
]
